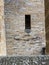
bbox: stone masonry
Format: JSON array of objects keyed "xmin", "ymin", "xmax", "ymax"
[
  {"xmin": 0, "ymin": 56, "xmax": 49, "ymax": 65},
  {"xmin": 0, "ymin": 0, "xmax": 6, "ymax": 56},
  {"xmin": 0, "ymin": 0, "xmax": 46, "ymax": 56}
]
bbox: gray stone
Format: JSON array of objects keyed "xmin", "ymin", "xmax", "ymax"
[{"xmin": 0, "ymin": 56, "xmax": 49, "ymax": 65}]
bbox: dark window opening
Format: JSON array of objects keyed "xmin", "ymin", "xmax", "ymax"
[{"xmin": 25, "ymin": 15, "xmax": 31, "ymax": 33}]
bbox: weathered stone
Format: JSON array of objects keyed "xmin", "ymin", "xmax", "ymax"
[
  {"xmin": 0, "ymin": 56, "xmax": 49, "ymax": 65},
  {"xmin": 0, "ymin": 0, "xmax": 46, "ymax": 55},
  {"xmin": 0, "ymin": 0, "xmax": 6, "ymax": 56}
]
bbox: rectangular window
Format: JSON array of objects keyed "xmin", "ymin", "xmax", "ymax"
[
  {"xmin": 25, "ymin": 15, "xmax": 31, "ymax": 33},
  {"xmin": 25, "ymin": 15, "xmax": 31, "ymax": 29}
]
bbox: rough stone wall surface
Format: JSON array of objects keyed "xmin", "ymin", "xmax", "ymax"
[
  {"xmin": 0, "ymin": 0, "xmax": 6, "ymax": 56},
  {"xmin": 4, "ymin": 0, "xmax": 46, "ymax": 55},
  {"xmin": 0, "ymin": 56, "xmax": 49, "ymax": 65}
]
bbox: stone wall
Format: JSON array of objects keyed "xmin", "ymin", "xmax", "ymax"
[
  {"xmin": 0, "ymin": 0, "xmax": 6, "ymax": 56},
  {"xmin": 0, "ymin": 56, "xmax": 49, "ymax": 65},
  {"xmin": 4, "ymin": 0, "xmax": 46, "ymax": 55}
]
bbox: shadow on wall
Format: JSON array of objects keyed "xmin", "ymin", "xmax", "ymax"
[{"xmin": 45, "ymin": 0, "xmax": 49, "ymax": 54}]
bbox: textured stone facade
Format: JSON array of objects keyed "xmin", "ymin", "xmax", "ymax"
[
  {"xmin": 0, "ymin": 0, "xmax": 6, "ymax": 56},
  {"xmin": 0, "ymin": 0, "xmax": 46, "ymax": 56},
  {"xmin": 0, "ymin": 56, "xmax": 49, "ymax": 65}
]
